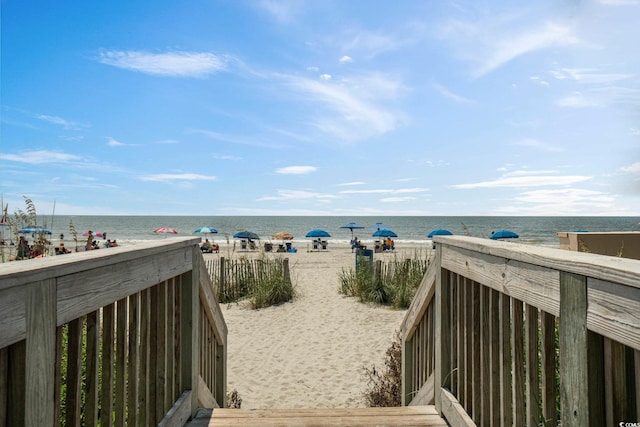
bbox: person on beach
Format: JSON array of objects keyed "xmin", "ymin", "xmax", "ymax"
[{"xmin": 85, "ymin": 231, "xmax": 94, "ymax": 251}]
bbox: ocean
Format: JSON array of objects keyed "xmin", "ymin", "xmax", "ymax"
[{"xmin": 17, "ymin": 215, "xmax": 640, "ymax": 248}]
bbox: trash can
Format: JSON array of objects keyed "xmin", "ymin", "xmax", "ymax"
[{"xmin": 355, "ymin": 248, "xmax": 373, "ymax": 271}]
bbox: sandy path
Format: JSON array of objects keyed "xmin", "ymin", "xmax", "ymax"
[{"xmin": 211, "ymin": 246, "xmax": 413, "ymax": 409}]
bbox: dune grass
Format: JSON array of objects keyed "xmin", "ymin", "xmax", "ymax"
[{"xmin": 339, "ymin": 250, "xmax": 431, "ymax": 309}]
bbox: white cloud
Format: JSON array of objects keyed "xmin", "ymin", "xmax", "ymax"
[
  {"xmin": 258, "ymin": 189, "xmax": 336, "ymax": 201},
  {"xmin": 338, "ymin": 181, "xmax": 365, "ymax": 186},
  {"xmin": 139, "ymin": 173, "xmax": 217, "ymax": 182},
  {"xmin": 339, "ymin": 55, "xmax": 353, "ymax": 63},
  {"xmin": 320, "ymin": 74, "xmax": 332, "ymax": 80},
  {"xmin": 97, "ymin": 50, "xmax": 229, "ymax": 77},
  {"xmin": 552, "ymin": 68, "xmax": 633, "ymax": 84},
  {"xmin": 256, "ymin": 0, "xmax": 301, "ymax": 23},
  {"xmin": 0, "ymin": 150, "xmax": 82, "ymax": 164},
  {"xmin": 35, "ymin": 114, "xmax": 82, "ymax": 129},
  {"xmin": 620, "ymin": 162, "xmax": 640, "ymax": 174},
  {"xmin": 495, "ymin": 188, "xmax": 622, "ymax": 215},
  {"xmin": 555, "ymin": 92, "xmax": 600, "ymax": 108},
  {"xmin": 380, "ymin": 196, "xmax": 416, "ymax": 203},
  {"xmin": 452, "ymin": 173, "xmax": 591, "ymax": 189},
  {"xmin": 107, "ymin": 137, "xmax": 125, "ymax": 147},
  {"xmin": 275, "ymin": 166, "xmax": 317, "ymax": 175},
  {"xmin": 339, "ymin": 187, "xmax": 428, "ymax": 194}
]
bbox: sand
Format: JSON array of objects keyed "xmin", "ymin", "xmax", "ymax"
[{"xmin": 203, "ymin": 242, "xmax": 429, "ymax": 409}]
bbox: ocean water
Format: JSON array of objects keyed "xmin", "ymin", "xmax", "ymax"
[{"xmin": 18, "ymin": 215, "xmax": 640, "ymax": 248}]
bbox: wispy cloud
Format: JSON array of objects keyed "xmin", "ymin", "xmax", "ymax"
[
  {"xmin": 380, "ymin": 196, "xmax": 416, "ymax": 203},
  {"xmin": 107, "ymin": 137, "xmax": 126, "ymax": 147},
  {"xmin": 555, "ymin": 91, "xmax": 600, "ymax": 108},
  {"xmin": 97, "ymin": 50, "xmax": 229, "ymax": 77},
  {"xmin": 256, "ymin": 0, "xmax": 302, "ymax": 23},
  {"xmin": 495, "ymin": 188, "xmax": 621, "ymax": 215},
  {"xmin": 339, "ymin": 187, "xmax": 428, "ymax": 194},
  {"xmin": 276, "ymin": 166, "xmax": 317, "ymax": 175},
  {"xmin": 0, "ymin": 150, "xmax": 83, "ymax": 164},
  {"xmin": 452, "ymin": 171, "xmax": 591, "ymax": 189},
  {"xmin": 551, "ymin": 68, "xmax": 633, "ymax": 84},
  {"xmin": 258, "ymin": 189, "xmax": 336, "ymax": 201},
  {"xmin": 339, "ymin": 55, "xmax": 353, "ymax": 63},
  {"xmin": 139, "ymin": 173, "xmax": 217, "ymax": 182},
  {"xmin": 35, "ymin": 114, "xmax": 84, "ymax": 130},
  {"xmin": 338, "ymin": 181, "xmax": 365, "ymax": 186},
  {"xmin": 433, "ymin": 83, "xmax": 475, "ymax": 104},
  {"xmin": 620, "ymin": 162, "xmax": 640, "ymax": 174},
  {"xmin": 438, "ymin": 16, "xmax": 579, "ymax": 78},
  {"xmin": 512, "ymin": 138, "xmax": 563, "ymax": 152}
]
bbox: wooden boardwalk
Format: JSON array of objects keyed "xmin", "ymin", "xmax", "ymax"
[{"xmin": 188, "ymin": 405, "xmax": 447, "ymax": 426}]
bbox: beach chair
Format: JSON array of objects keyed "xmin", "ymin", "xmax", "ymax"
[
  {"xmin": 241, "ymin": 239, "xmax": 247, "ymax": 250},
  {"xmin": 286, "ymin": 242, "xmax": 297, "ymax": 253},
  {"xmin": 321, "ymin": 240, "xmax": 328, "ymax": 251},
  {"xmin": 312, "ymin": 240, "xmax": 319, "ymax": 251}
]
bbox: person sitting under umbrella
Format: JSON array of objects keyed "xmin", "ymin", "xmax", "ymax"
[{"xmin": 383, "ymin": 237, "xmax": 395, "ymax": 251}]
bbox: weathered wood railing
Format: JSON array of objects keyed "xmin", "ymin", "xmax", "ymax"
[
  {"xmin": 0, "ymin": 237, "xmax": 227, "ymax": 426},
  {"xmin": 402, "ymin": 236, "xmax": 640, "ymax": 426}
]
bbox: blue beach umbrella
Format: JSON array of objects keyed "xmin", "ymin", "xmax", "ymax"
[
  {"xmin": 306, "ymin": 229, "xmax": 331, "ymax": 238},
  {"xmin": 490, "ymin": 230, "xmax": 519, "ymax": 240},
  {"xmin": 427, "ymin": 229, "xmax": 453, "ymax": 238},
  {"xmin": 18, "ymin": 226, "xmax": 52, "ymax": 235},
  {"xmin": 372, "ymin": 229, "xmax": 397, "ymax": 238},
  {"xmin": 340, "ymin": 222, "xmax": 365, "ymax": 238},
  {"xmin": 370, "ymin": 222, "xmax": 392, "ymax": 230},
  {"xmin": 233, "ymin": 230, "xmax": 260, "ymax": 240},
  {"xmin": 193, "ymin": 226, "xmax": 218, "ymax": 234}
]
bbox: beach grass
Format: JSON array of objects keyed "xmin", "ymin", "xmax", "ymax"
[
  {"xmin": 363, "ymin": 333, "xmax": 402, "ymax": 407},
  {"xmin": 339, "ymin": 250, "xmax": 431, "ymax": 308}
]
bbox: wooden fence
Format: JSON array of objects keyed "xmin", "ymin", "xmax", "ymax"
[
  {"xmin": 402, "ymin": 236, "xmax": 640, "ymax": 426},
  {"xmin": 0, "ymin": 237, "xmax": 227, "ymax": 426},
  {"xmin": 205, "ymin": 257, "xmax": 290, "ymax": 303}
]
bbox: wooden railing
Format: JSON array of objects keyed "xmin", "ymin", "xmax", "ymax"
[
  {"xmin": 0, "ymin": 237, "xmax": 227, "ymax": 426},
  {"xmin": 402, "ymin": 236, "xmax": 640, "ymax": 426}
]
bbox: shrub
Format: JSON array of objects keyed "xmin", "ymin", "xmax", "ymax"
[{"xmin": 364, "ymin": 334, "xmax": 402, "ymax": 407}]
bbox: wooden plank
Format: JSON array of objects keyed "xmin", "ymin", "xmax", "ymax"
[
  {"xmin": 511, "ymin": 299, "xmax": 525, "ymax": 427},
  {"xmin": 439, "ymin": 388, "xmax": 476, "ymax": 427},
  {"xmin": 463, "ymin": 278, "xmax": 472, "ymax": 413},
  {"xmin": 85, "ymin": 310, "xmax": 100, "ymax": 426},
  {"xmin": 470, "ymin": 281, "xmax": 480, "ymax": 423},
  {"xmin": 181, "ymin": 246, "xmax": 200, "ymax": 416},
  {"xmin": 489, "ymin": 288, "xmax": 500, "ymax": 426},
  {"xmin": 525, "ymin": 304, "xmax": 540, "ymax": 427},
  {"xmin": 450, "ymin": 275, "xmax": 458, "ymax": 396},
  {"xmin": 156, "ymin": 281, "xmax": 167, "ymax": 422},
  {"xmin": 434, "ymin": 265, "xmax": 450, "ymax": 414},
  {"xmin": 499, "ymin": 292, "xmax": 513, "ymax": 427},
  {"xmin": 127, "ymin": 293, "xmax": 139, "ymax": 426},
  {"xmin": 0, "ymin": 237, "xmax": 199, "ymax": 290},
  {"xmin": 479, "ymin": 285, "xmax": 490, "ymax": 426},
  {"xmin": 199, "ymin": 260, "xmax": 228, "ymax": 347},
  {"xmin": 441, "ymin": 245, "xmax": 560, "ymax": 317},
  {"xmin": 408, "ymin": 372, "xmax": 434, "ymax": 406},
  {"xmin": 138, "ymin": 288, "xmax": 150, "ymax": 426},
  {"xmin": 56, "ymin": 247, "xmax": 192, "ymax": 326},
  {"xmin": 211, "ymin": 405, "xmax": 442, "ymax": 418},
  {"xmin": 559, "ymin": 271, "xmax": 590, "ymax": 426},
  {"xmin": 605, "ymin": 337, "xmax": 628, "ymax": 426},
  {"xmin": 53, "ymin": 327, "xmax": 62, "ymax": 426},
  {"xmin": 401, "ymin": 328, "xmax": 414, "ymax": 405},
  {"xmin": 0, "ymin": 286, "xmax": 27, "ymax": 348},
  {"xmin": 65, "ymin": 317, "xmax": 84, "ymax": 427},
  {"xmin": 149, "ymin": 285, "xmax": 159, "ymax": 425},
  {"xmin": 102, "ymin": 303, "xmax": 115, "ymax": 427},
  {"xmin": 198, "ymin": 375, "xmax": 218, "ymax": 409},
  {"xmin": 588, "ymin": 333, "xmax": 605, "ymax": 427},
  {"xmin": 157, "ymin": 390, "xmax": 192, "ymax": 427},
  {"xmin": 587, "ymin": 278, "xmax": 640, "ymax": 351},
  {"xmin": 25, "ymin": 279, "xmax": 56, "ymax": 426},
  {"xmin": 167, "ymin": 279, "xmax": 176, "ymax": 404},
  {"xmin": 115, "ymin": 297, "xmax": 128, "ymax": 427},
  {"xmin": 402, "ymin": 251, "xmax": 439, "ymax": 341},
  {"xmin": 456, "ymin": 275, "xmax": 464, "ymax": 406},
  {"xmin": 7, "ymin": 341, "xmax": 25, "ymax": 427},
  {"xmin": 541, "ymin": 311, "xmax": 557, "ymax": 427},
  {"xmin": 437, "ymin": 235, "xmax": 640, "ymax": 288}
]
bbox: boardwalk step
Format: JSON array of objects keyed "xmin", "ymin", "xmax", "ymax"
[{"xmin": 188, "ymin": 405, "xmax": 447, "ymax": 426}]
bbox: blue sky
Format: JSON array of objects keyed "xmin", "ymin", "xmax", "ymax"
[{"xmin": 2, "ymin": 0, "xmax": 639, "ymax": 216}]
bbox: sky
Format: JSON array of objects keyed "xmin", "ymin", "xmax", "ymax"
[{"xmin": 1, "ymin": 0, "xmax": 639, "ymax": 216}]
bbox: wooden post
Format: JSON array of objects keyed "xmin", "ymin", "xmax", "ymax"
[
  {"xmin": 401, "ymin": 325, "xmax": 413, "ymax": 406},
  {"xmin": 219, "ymin": 257, "xmax": 226, "ymax": 301},
  {"xmin": 559, "ymin": 271, "xmax": 589, "ymax": 426},
  {"xmin": 525, "ymin": 304, "xmax": 540, "ymax": 427},
  {"xmin": 25, "ymin": 279, "xmax": 56, "ymax": 426},
  {"xmin": 283, "ymin": 258, "xmax": 291, "ymax": 288}
]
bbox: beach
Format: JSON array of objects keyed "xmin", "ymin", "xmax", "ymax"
[{"xmin": 203, "ymin": 242, "xmax": 428, "ymax": 409}]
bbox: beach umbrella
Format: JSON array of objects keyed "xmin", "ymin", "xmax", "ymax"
[
  {"xmin": 427, "ymin": 229, "xmax": 453, "ymax": 238},
  {"xmin": 272, "ymin": 231, "xmax": 294, "ymax": 241},
  {"xmin": 340, "ymin": 222, "xmax": 365, "ymax": 237},
  {"xmin": 233, "ymin": 230, "xmax": 260, "ymax": 240},
  {"xmin": 18, "ymin": 226, "xmax": 52, "ymax": 235},
  {"xmin": 489, "ymin": 230, "xmax": 519, "ymax": 240},
  {"xmin": 369, "ymin": 222, "xmax": 392, "ymax": 230},
  {"xmin": 193, "ymin": 226, "xmax": 218, "ymax": 235},
  {"xmin": 153, "ymin": 227, "xmax": 178, "ymax": 236},
  {"xmin": 305, "ymin": 229, "xmax": 331, "ymax": 238},
  {"xmin": 372, "ymin": 229, "xmax": 397, "ymax": 238}
]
